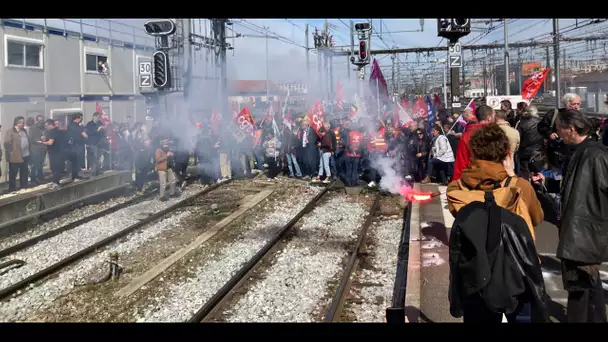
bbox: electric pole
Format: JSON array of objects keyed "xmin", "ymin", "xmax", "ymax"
[
  {"xmin": 349, "ymin": 21, "xmax": 354, "ymax": 80},
  {"xmin": 483, "ymin": 59, "xmax": 488, "ymax": 96},
  {"xmin": 517, "ymin": 48, "xmax": 522, "ymax": 95},
  {"xmin": 391, "ymin": 54, "xmax": 396, "ymax": 96},
  {"xmin": 553, "ymin": 18, "xmax": 561, "ymax": 107},
  {"xmin": 504, "ymin": 19, "xmax": 510, "ymax": 95},
  {"xmin": 305, "ymin": 24, "xmax": 310, "ymax": 98}
]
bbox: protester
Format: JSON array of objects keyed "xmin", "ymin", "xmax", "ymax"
[
  {"xmin": 553, "ymin": 109, "xmax": 608, "ymax": 323},
  {"xmin": 41, "ymin": 119, "xmax": 63, "ymax": 189},
  {"xmin": 422, "ymin": 125, "xmax": 454, "ymax": 185},
  {"xmin": 27, "ymin": 115, "xmax": 46, "ymax": 185},
  {"xmin": 4, "ymin": 116, "xmax": 31, "ymax": 191},
  {"xmin": 446, "ymin": 123, "xmax": 547, "ymax": 323},
  {"xmin": 155, "ymin": 138, "xmax": 178, "ymax": 201},
  {"xmin": 262, "ymin": 131, "xmax": 281, "ymax": 181},
  {"xmin": 453, "ymin": 105, "xmax": 496, "ymax": 181},
  {"xmin": 313, "ymin": 126, "xmax": 332, "ymax": 184}
]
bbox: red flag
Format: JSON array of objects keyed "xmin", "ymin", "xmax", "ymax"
[
  {"xmin": 433, "ymin": 94, "xmax": 441, "ymax": 108},
  {"xmin": 307, "ymin": 100, "xmax": 324, "ymax": 138},
  {"xmin": 369, "ymin": 58, "xmax": 390, "ymax": 100},
  {"xmin": 336, "ymin": 81, "xmax": 344, "ymax": 111},
  {"xmin": 235, "ymin": 107, "xmax": 257, "ymax": 137},
  {"xmin": 401, "ymin": 98, "xmax": 410, "ymax": 117},
  {"xmin": 95, "ymin": 102, "xmax": 111, "ymax": 126},
  {"xmin": 413, "ymin": 97, "xmax": 427, "ymax": 118},
  {"xmin": 522, "ymin": 68, "xmax": 550, "ymax": 102}
]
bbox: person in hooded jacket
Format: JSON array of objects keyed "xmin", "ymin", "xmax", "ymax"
[
  {"xmin": 453, "ymin": 105, "xmax": 496, "ymax": 181},
  {"xmin": 516, "ymin": 105, "xmax": 546, "ymax": 180},
  {"xmin": 447, "ymin": 123, "xmax": 546, "ymax": 323}
]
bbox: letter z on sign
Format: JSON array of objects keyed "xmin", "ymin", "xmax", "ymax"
[{"xmin": 139, "ymin": 61, "xmax": 152, "ymax": 88}]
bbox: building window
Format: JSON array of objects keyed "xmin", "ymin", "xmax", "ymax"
[
  {"xmin": 86, "ymin": 53, "xmax": 108, "ymax": 74},
  {"xmin": 6, "ymin": 39, "xmax": 43, "ymax": 68}
]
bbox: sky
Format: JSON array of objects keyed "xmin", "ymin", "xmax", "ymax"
[{"xmin": 14, "ymin": 18, "xmax": 608, "ymax": 92}]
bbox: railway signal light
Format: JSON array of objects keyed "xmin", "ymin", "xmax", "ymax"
[
  {"xmin": 358, "ymin": 40, "xmax": 369, "ymax": 63},
  {"xmin": 437, "ymin": 18, "xmax": 471, "ymax": 40},
  {"xmin": 354, "ymin": 22, "xmax": 371, "ymax": 32},
  {"xmin": 153, "ymin": 50, "xmax": 170, "ymax": 88},
  {"xmin": 144, "ymin": 19, "xmax": 176, "ymax": 37}
]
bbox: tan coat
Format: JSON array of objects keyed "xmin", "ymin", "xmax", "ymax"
[
  {"xmin": 497, "ymin": 121, "xmax": 520, "ymax": 155},
  {"xmin": 3, "ymin": 128, "xmax": 28, "ymax": 163},
  {"xmin": 155, "ymin": 147, "xmax": 168, "ymax": 171}
]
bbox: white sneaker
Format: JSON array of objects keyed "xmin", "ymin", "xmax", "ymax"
[
  {"xmin": 368, "ymin": 181, "xmax": 376, "ymax": 188},
  {"xmin": 405, "ymin": 175, "xmax": 413, "ymax": 181}
]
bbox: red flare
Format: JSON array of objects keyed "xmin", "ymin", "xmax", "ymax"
[{"xmin": 399, "ymin": 185, "xmax": 441, "ymax": 203}]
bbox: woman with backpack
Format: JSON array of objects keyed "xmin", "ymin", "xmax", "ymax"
[{"xmin": 446, "ymin": 123, "xmax": 549, "ymax": 323}]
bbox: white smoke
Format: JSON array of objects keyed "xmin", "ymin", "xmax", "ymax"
[{"xmin": 372, "ymin": 155, "xmax": 407, "ymax": 195}]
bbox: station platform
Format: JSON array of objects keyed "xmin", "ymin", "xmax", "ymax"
[
  {"xmin": 0, "ymin": 170, "xmax": 133, "ymax": 237},
  {"xmin": 404, "ymin": 183, "xmax": 608, "ymax": 323}
]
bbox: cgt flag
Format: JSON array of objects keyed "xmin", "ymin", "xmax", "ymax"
[{"xmin": 522, "ymin": 68, "xmax": 550, "ymax": 102}]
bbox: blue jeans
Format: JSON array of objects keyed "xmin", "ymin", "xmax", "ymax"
[
  {"xmin": 318, "ymin": 152, "xmax": 331, "ymax": 178},
  {"xmin": 286, "ymin": 153, "xmax": 302, "ymax": 177},
  {"xmin": 345, "ymin": 156, "xmax": 360, "ymax": 187}
]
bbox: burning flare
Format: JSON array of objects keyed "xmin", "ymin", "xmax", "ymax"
[{"xmin": 399, "ymin": 185, "xmax": 441, "ymax": 203}]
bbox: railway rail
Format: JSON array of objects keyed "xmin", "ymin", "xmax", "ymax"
[
  {"xmin": 0, "ymin": 176, "xmax": 203, "ymax": 259},
  {"xmin": 0, "ymin": 180, "xmax": 231, "ymax": 302},
  {"xmin": 323, "ymin": 194, "xmax": 381, "ymax": 322},
  {"xmin": 188, "ymin": 181, "xmax": 337, "ymax": 322}
]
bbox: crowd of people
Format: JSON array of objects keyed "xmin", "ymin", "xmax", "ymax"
[
  {"xmin": 2, "ymin": 92, "xmax": 607, "ymax": 323},
  {"xmin": 1, "ymin": 113, "xmax": 143, "ymax": 193},
  {"xmin": 445, "ymin": 93, "xmax": 608, "ymax": 323}
]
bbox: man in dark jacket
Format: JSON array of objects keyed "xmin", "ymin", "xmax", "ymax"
[
  {"xmin": 84, "ymin": 112, "xmax": 106, "ymax": 176},
  {"xmin": 172, "ymin": 137, "xmax": 190, "ymax": 190},
  {"xmin": 516, "ymin": 106, "xmax": 545, "ymax": 180},
  {"xmin": 297, "ymin": 118, "xmax": 318, "ymax": 178},
  {"xmin": 134, "ymin": 139, "xmax": 154, "ymax": 193},
  {"xmin": 554, "ymin": 109, "xmax": 608, "ymax": 323},
  {"xmin": 28, "ymin": 115, "xmax": 47, "ymax": 185},
  {"xmin": 65, "ymin": 114, "xmax": 87, "ymax": 181},
  {"xmin": 537, "ymin": 93, "xmax": 582, "ymax": 193},
  {"xmin": 283, "ymin": 125, "xmax": 302, "ymax": 178}
]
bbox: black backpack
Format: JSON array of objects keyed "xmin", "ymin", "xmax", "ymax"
[{"xmin": 449, "ymin": 179, "xmax": 535, "ymax": 317}]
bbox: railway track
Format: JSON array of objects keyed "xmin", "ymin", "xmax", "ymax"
[
  {"xmin": 0, "ymin": 179, "xmax": 231, "ymax": 302},
  {"xmin": 324, "ymin": 194, "xmax": 381, "ymax": 322},
  {"xmin": 187, "ymin": 186, "xmax": 386, "ymax": 323},
  {"xmin": 187, "ymin": 181, "xmax": 338, "ymax": 322}
]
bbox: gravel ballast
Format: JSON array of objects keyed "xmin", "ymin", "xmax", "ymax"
[
  {"xmin": 0, "ymin": 193, "xmax": 138, "ymax": 251},
  {"xmin": 0, "ymin": 210, "xmax": 194, "ymax": 322},
  {"xmin": 223, "ymin": 195, "xmax": 368, "ymax": 322},
  {"xmin": 138, "ymin": 186, "xmax": 323, "ymax": 322},
  {"xmin": 347, "ymin": 218, "xmax": 402, "ymax": 322},
  {"xmin": 0, "ymin": 185, "xmax": 209, "ymax": 321}
]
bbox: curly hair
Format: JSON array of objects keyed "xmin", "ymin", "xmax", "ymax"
[{"xmin": 469, "ymin": 123, "xmax": 510, "ymax": 163}]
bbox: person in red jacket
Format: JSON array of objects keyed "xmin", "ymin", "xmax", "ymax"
[
  {"xmin": 452, "ymin": 105, "xmax": 496, "ymax": 181},
  {"xmin": 345, "ymin": 124, "xmax": 365, "ymax": 187}
]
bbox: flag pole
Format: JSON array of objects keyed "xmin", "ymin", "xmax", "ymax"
[
  {"xmin": 447, "ymin": 98, "xmax": 475, "ymax": 134},
  {"xmin": 376, "ymin": 78, "xmax": 381, "ymax": 117}
]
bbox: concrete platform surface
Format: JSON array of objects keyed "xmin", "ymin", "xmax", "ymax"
[
  {"xmin": 405, "ymin": 182, "xmax": 608, "ymax": 323},
  {"xmin": 0, "ymin": 170, "xmax": 132, "ymax": 237}
]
